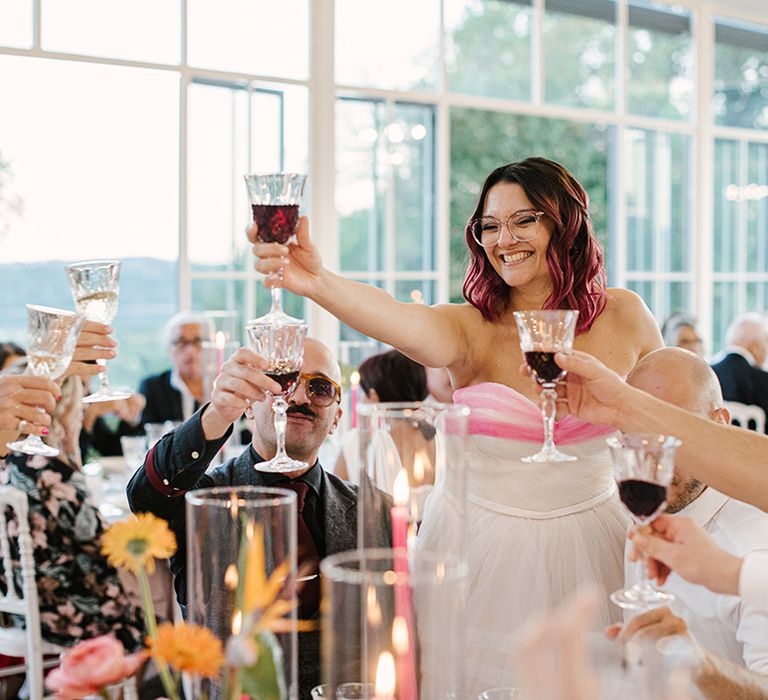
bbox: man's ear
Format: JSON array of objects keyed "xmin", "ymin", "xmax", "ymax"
[
  {"xmin": 712, "ymin": 406, "xmax": 730, "ymax": 426},
  {"xmin": 369, "ymin": 388, "xmax": 380, "ymax": 403},
  {"xmin": 329, "ymin": 406, "xmax": 342, "ymax": 435}
]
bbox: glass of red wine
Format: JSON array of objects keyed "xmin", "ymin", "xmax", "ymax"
[
  {"xmin": 246, "ymin": 319, "xmax": 308, "ymax": 473},
  {"xmin": 607, "ymin": 433, "xmax": 680, "ymax": 609},
  {"xmin": 514, "ymin": 309, "xmax": 579, "ymax": 462},
  {"xmin": 244, "ymin": 172, "xmax": 306, "ymax": 322}
]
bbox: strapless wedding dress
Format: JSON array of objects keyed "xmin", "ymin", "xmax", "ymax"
[{"xmin": 417, "ymin": 382, "xmax": 628, "ymax": 693}]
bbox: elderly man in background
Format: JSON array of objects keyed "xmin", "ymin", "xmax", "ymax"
[
  {"xmin": 606, "ymin": 348, "xmax": 768, "ymax": 699},
  {"xmin": 138, "ymin": 310, "xmax": 211, "ymax": 425},
  {"xmin": 711, "ymin": 312, "xmax": 768, "ymax": 432}
]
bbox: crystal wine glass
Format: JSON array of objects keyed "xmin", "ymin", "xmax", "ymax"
[
  {"xmin": 514, "ymin": 309, "xmax": 579, "ymax": 462},
  {"xmin": 7, "ymin": 305, "xmax": 84, "ymax": 457},
  {"xmin": 246, "ymin": 319, "xmax": 308, "ymax": 473},
  {"xmin": 244, "ymin": 172, "xmax": 307, "ymax": 322},
  {"xmin": 608, "ymin": 433, "xmax": 680, "ymax": 609},
  {"xmin": 65, "ymin": 259, "xmax": 131, "ymax": 404}
]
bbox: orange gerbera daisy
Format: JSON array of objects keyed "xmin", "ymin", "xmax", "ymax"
[
  {"xmin": 101, "ymin": 513, "xmax": 177, "ymax": 574},
  {"xmin": 147, "ymin": 622, "xmax": 225, "ymax": 679}
]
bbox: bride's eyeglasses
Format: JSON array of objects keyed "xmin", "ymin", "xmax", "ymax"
[{"xmin": 470, "ymin": 209, "xmax": 545, "ymax": 248}]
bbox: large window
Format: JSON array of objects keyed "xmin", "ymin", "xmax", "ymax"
[{"xmin": 1, "ymin": 0, "xmax": 768, "ymax": 390}]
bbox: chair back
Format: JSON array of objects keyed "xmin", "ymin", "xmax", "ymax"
[
  {"xmin": 0, "ymin": 484, "xmax": 46, "ymax": 698},
  {"xmin": 724, "ymin": 401, "xmax": 766, "ymax": 433}
]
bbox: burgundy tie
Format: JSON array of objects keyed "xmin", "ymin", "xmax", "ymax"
[{"xmin": 278, "ymin": 480, "xmax": 321, "ymax": 619}]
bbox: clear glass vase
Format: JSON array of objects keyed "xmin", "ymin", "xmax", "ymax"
[
  {"xmin": 321, "ymin": 548, "xmax": 467, "ymax": 699},
  {"xmin": 186, "ymin": 486, "xmax": 298, "ymax": 699},
  {"xmin": 355, "ymin": 402, "xmax": 470, "ymax": 560}
]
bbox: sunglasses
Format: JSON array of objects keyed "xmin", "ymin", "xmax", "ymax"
[{"xmin": 296, "ymin": 373, "xmax": 342, "ymax": 407}]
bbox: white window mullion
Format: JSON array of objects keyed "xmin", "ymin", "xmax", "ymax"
[{"xmin": 692, "ymin": 2, "xmax": 715, "ymax": 352}]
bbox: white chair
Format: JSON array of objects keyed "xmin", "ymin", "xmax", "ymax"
[
  {"xmin": 724, "ymin": 401, "xmax": 766, "ymax": 433},
  {"xmin": 0, "ymin": 484, "xmax": 63, "ymax": 699}
]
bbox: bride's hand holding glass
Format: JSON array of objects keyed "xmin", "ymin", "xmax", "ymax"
[{"xmin": 249, "ymin": 216, "xmax": 325, "ymax": 299}]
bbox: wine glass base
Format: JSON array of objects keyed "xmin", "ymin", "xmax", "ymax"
[
  {"xmin": 254, "ymin": 455, "xmax": 309, "ymax": 474},
  {"xmin": 521, "ymin": 447, "xmax": 577, "ymax": 463},
  {"xmin": 6, "ymin": 438, "xmax": 60, "ymax": 457},
  {"xmin": 610, "ymin": 586, "xmax": 675, "ymax": 610},
  {"xmin": 83, "ymin": 388, "xmax": 132, "ymax": 404}
]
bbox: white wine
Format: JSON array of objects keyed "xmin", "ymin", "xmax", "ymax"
[
  {"xmin": 75, "ymin": 291, "xmax": 118, "ymax": 324},
  {"xmin": 29, "ymin": 351, "xmax": 70, "ymax": 379}
]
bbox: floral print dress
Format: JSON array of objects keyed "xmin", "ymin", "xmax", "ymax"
[{"xmin": 0, "ymin": 453, "xmax": 145, "ymax": 652}]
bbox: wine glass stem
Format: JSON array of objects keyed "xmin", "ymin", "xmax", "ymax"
[
  {"xmin": 269, "ymin": 285, "xmax": 283, "ymax": 315},
  {"xmin": 633, "ymin": 524, "xmax": 656, "ymax": 595},
  {"xmin": 540, "ymin": 387, "xmax": 557, "ymax": 452},
  {"xmin": 272, "ymin": 395, "xmax": 288, "ymax": 458},
  {"xmin": 96, "ymin": 359, "xmax": 111, "ymax": 392}
]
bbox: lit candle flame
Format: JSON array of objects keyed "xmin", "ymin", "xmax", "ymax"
[
  {"xmin": 350, "ymin": 370, "xmax": 360, "ymax": 386},
  {"xmin": 224, "ymin": 564, "xmax": 239, "ymax": 590},
  {"xmin": 374, "ymin": 651, "xmax": 396, "ymax": 699},
  {"xmin": 229, "ymin": 497, "xmax": 239, "ymax": 521},
  {"xmin": 367, "ymin": 586, "xmax": 382, "ymax": 626},
  {"xmin": 232, "ymin": 610, "xmax": 242, "ymax": 635},
  {"xmin": 392, "ymin": 615, "xmax": 409, "ymax": 655},
  {"xmin": 413, "ymin": 450, "xmax": 426, "ymax": 483},
  {"xmin": 215, "ymin": 330, "xmax": 226, "ymax": 349},
  {"xmin": 393, "ymin": 468, "xmax": 409, "ymax": 508}
]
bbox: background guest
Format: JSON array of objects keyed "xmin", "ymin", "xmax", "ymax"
[
  {"xmin": 334, "ymin": 348, "xmax": 429, "ymax": 482},
  {"xmin": 0, "ymin": 342, "xmax": 25, "ymax": 371},
  {"xmin": 138, "ymin": 311, "xmax": 211, "ymax": 425},
  {"xmin": 661, "ymin": 313, "xmax": 705, "ymax": 357},
  {"xmin": 711, "ymin": 312, "xmax": 768, "ymax": 432}
]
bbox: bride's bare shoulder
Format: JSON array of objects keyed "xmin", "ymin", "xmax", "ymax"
[{"xmin": 600, "ymin": 287, "xmax": 663, "ymax": 352}]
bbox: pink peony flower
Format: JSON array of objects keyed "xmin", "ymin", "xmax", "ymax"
[{"xmin": 46, "ymin": 634, "xmax": 146, "ymax": 700}]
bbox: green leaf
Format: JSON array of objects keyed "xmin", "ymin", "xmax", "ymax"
[{"xmin": 238, "ymin": 630, "xmax": 288, "ymax": 700}]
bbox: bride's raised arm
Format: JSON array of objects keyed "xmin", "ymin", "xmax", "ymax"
[{"xmin": 250, "ymin": 216, "xmax": 467, "ymax": 369}]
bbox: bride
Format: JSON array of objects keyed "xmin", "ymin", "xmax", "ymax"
[{"xmin": 250, "ymin": 157, "xmax": 662, "ymax": 691}]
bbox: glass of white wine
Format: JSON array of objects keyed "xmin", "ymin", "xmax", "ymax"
[
  {"xmin": 65, "ymin": 260, "xmax": 131, "ymax": 403},
  {"xmin": 7, "ymin": 305, "xmax": 84, "ymax": 457}
]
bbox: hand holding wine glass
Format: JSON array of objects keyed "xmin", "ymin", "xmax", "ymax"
[
  {"xmin": 608, "ymin": 433, "xmax": 680, "ymax": 610},
  {"xmin": 63, "ymin": 320, "xmax": 118, "ymax": 378},
  {"xmin": 65, "ymin": 260, "xmax": 130, "ymax": 403},
  {"xmin": 6, "ymin": 305, "xmax": 84, "ymax": 457},
  {"xmin": 515, "ymin": 309, "xmax": 579, "ymax": 462},
  {"xmin": 0, "ymin": 374, "xmax": 59, "ymax": 437}
]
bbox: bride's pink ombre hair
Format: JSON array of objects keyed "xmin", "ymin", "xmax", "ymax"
[{"xmin": 462, "ymin": 157, "xmax": 607, "ymax": 334}]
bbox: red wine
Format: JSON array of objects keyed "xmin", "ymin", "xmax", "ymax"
[
  {"xmin": 252, "ymin": 204, "xmax": 299, "ymax": 244},
  {"xmin": 525, "ymin": 351, "xmax": 564, "ymax": 384},
  {"xmin": 265, "ymin": 369, "xmax": 300, "ymax": 396},
  {"xmin": 618, "ymin": 479, "xmax": 667, "ymax": 519}
]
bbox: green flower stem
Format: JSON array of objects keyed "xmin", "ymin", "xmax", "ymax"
[{"xmin": 137, "ymin": 565, "xmax": 180, "ymax": 700}]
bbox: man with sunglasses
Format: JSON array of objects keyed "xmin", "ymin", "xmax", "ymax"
[{"xmin": 127, "ymin": 337, "xmax": 392, "ymax": 698}]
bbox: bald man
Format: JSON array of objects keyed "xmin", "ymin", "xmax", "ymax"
[
  {"xmin": 712, "ymin": 312, "xmax": 768, "ymax": 433},
  {"xmin": 609, "ymin": 348, "xmax": 768, "ymax": 699}
]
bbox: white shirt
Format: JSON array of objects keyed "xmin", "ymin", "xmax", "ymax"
[
  {"xmin": 170, "ymin": 367, "xmax": 196, "ymax": 421},
  {"xmin": 741, "ymin": 550, "xmax": 768, "ymax": 614},
  {"xmin": 660, "ymin": 488, "xmax": 768, "ymax": 672}
]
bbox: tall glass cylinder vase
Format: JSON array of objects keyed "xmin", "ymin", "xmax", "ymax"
[
  {"xmin": 186, "ymin": 486, "xmax": 298, "ymax": 699},
  {"xmin": 356, "ymin": 403, "xmax": 470, "ymax": 559},
  {"xmin": 321, "ymin": 548, "xmax": 467, "ymax": 699}
]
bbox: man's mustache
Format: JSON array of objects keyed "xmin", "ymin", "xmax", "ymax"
[{"xmin": 287, "ymin": 404, "xmax": 316, "ymax": 418}]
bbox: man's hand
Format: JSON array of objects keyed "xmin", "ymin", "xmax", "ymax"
[
  {"xmin": 629, "ymin": 514, "xmax": 742, "ymax": 596},
  {"xmin": 605, "ymin": 606, "xmax": 690, "ymax": 645},
  {"xmin": 0, "ymin": 374, "xmax": 59, "ymax": 436},
  {"xmin": 64, "ymin": 320, "xmax": 118, "ymax": 378},
  {"xmin": 200, "ymin": 348, "xmax": 282, "ymax": 440},
  {"xmin": 551, "ymin": 351, "xmax": 630, "ymax": 426}
]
